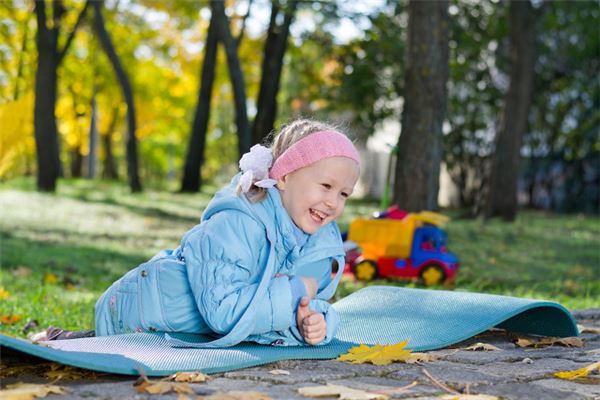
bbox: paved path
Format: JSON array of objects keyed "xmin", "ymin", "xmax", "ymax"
[{"xmin": 1, "ymin": 309, "xmax": 599, "ymax": 399}]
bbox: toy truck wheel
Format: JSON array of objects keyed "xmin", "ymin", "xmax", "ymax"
[
  {"xmin": 419, "ymin": 264, "xmax": 446, "ymax": 286},
  {"xmin": 353, "ymin": 260, "xmax": 378, "ymax": 282}
]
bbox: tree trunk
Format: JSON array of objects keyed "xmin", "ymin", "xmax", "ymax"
[
  {"xmin": 33, "ymin": 0, "xmax": 88, "ymax": 191},
  {"xmin": 180, "ymin": 11, "xmax": 219, "ymax": 193},
  {"xmin": 251, "ymin": 0, "xmax": 298, "ymax": 145},
  {"xmin": 211, "ymin": 0, "xmax": 251, "ymax": 157},
  {"xmin": 484, "ymin": 0, "xmax": 537, "ymax": 221},
  {"xmin": 101, "ymin": 106, "xmax": 120, "ymax": 179},
  {"xmin": 92, "ymin": 0, "xmax": 142, "ymax": 192},
  {"xmin": 34, "ymin": 0, "xmax": 61, "ymax": 191},
  {"xmin": 87, "ymin": 92, "xmax": 98, "ymax": 179},
  {"xmin": 393, "ymin": 0, "xmax": 449, "ymax": 211}
]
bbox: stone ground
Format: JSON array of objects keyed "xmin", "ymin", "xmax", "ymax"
[{"xmin": 1, "ymin": 309, "xmax": 599, "ymax": 400}]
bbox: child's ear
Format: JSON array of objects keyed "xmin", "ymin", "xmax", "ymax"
[{"xmin": 276, "ymin": 176, "xmax": 287, "ymax": 190}]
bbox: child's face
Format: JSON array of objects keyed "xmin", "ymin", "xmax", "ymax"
[{"xmin": 277, "ymin": 156, "xmax": 360, "ymax": 234}]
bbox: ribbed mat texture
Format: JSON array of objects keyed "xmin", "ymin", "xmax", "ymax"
[{"xmin": 0, "ymin": 286, "xmax": 578, "ymax": 376}]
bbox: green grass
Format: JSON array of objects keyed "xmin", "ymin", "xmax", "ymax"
[{"xmin": 1, "ymin": 178, "xmax": 598, "ymax": 337}]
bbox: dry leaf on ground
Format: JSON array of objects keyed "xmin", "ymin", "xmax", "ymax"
[
  {"xmin": 202, "ymin": 391, "xmax": 272, "ymax": 400},
  {"xmin": 0, "ymin": 314, "xmax": 22, "ymax": 325},
  {"xmin": 577, "ymin": 324, "xmax": 600, "ymax": 334},
  {"xmin": 268, "ymin": 369, "xmax": 290, "ymax": 375},
  {"xmin": 515, "ymin": 336, "xmax": 583, "ymax": 348},
  {"xmin": 135, "ymin": 376, "xmax": 193, "ymax": 396},
  {"xmin": 464, "ymin": 343, "xmax": 502, "ymax": 351},
  {"xmin": 439, "ymin": 395, "xmax": 499, "ymax": 400},
  {"xmin": 298, "ymin": 384, "xmax": 388, "ymax": 400},
  {"xmin": 168, "ymin": 371, "xmax": 209, "ymax": 383},
  {"xmin": 0, "ymin": 382, "xmax": 66, "ymax": 400},
  {"xmin": 43, "ymin": 364, "xmax": 99, "ymax": 381},
  {"xmin": 404, "ymin": 352, "xmax": 439, "ymax": 363},
  {"xmin": 337, "ymin": 341, "xmax": 414, "ymax": 365},
  {"xmin": 554, "ymin": 361, "xmax": 600, "ymax": 380}
]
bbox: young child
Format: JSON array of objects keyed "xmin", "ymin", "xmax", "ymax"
[{"xmin": 93, "ymin": 119, "xmax": 360, "ymax": 347}]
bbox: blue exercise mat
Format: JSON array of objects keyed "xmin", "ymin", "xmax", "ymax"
[{"xmin": 0, "ymin": 286, "xmax": 578, "ymax": 376}]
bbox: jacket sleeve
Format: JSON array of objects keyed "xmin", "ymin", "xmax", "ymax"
[{"xmin": 182, "ymin": 211, "xmax": 293, "ymax": 336}]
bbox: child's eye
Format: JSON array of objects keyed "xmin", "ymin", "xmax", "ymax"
[
  {"xmin": 341, "ymin": 192, "xmax": 349, "ymax": 198},
  {"xmin": 321, "ymin": 183, "xmax": 331, "ymax": 189}
]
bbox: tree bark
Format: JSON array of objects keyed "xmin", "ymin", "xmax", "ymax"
[
  {"xmin": 484, "ymin": 0, "xmax": 537, "ymax": 221},
  {"xmin": 180, "ymin": 11, "xmax": 219, "ymax": 193},
  {"xmin": 34, "ymin": 0, "xmax": 62, "ymax": 191},
  {"xmin": 87, "ymin": 92, "xmax": 98, "ymax": 179},
  {"xmin": 251, "ymin": 0, "xmax": 298, "ymax": 145},
  {"xmin": 211, "ymin": 0, "xmax": 251, "ymax": 157},
  {"xmin": 92, "ymin": 0, "xmax": 142, "ymax": 192},
  {"xmin": 393, "ymin": 0, "xmax": 449, "ymax": 211},
  {"xmin": 101, "ymin": 107, "xmax": 120, "ymax": 180},
  {"xmin": 33, "ymin": 0, "xmax": 88, "ymax": 191}
]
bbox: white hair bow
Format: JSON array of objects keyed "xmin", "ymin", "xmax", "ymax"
[{"xmin": 238, "ymin": 145, "xmax": 278, "ymax": 193}]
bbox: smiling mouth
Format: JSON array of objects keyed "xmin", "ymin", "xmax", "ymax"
[{"xmin": 309, "ymin": 208, "xmax": 328, "ymax": 223}]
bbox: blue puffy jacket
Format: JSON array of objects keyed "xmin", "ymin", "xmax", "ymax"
[{"xmin": 95, "ymin": 174, "xmax": 345, "ymax": 347}]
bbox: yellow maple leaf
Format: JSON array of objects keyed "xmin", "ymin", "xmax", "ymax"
[
  {"xmin": 298, "ymin": 384, "xmax": 388, "ymax": 400},
  {"xmin": 554, "ymin": 361, "xmax": 600, "ymax": 380},
  {"xmin": 337, "ymin": 341, "xmax": 412, "ymax": 365},
  {"xmin": 0, "ymin": 287, "xmax": 10, "ymax": 300},
  {"xmin": 0, "ymin": 382, "xmax": 66, "ymax": 399}
]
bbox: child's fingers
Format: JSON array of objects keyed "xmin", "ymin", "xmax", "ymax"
[{"xmin": 302, "ymin": 312, "xmax": 324, "ymax": 326}]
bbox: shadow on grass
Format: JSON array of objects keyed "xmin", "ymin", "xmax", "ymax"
[{"xmin": 0, "ymin": 231, "xmax": 146, "ymax": 290}]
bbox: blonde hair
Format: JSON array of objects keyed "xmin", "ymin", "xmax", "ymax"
[{"xmin": 244, "ymin": 118, "xmax": 345, "ymax": 202}]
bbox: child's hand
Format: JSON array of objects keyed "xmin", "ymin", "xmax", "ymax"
[
  {"xmin": 296, "ymin": 297, "xmax": 327, "ymax": 345},
  {"xmin": 301, "ymin": 277, "xmax": 318, "ymax": 298}
]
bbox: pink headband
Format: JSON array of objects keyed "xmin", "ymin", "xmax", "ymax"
[{"xmin": 269, "ymin": 130, "xmax": 360, "ymax": 180}]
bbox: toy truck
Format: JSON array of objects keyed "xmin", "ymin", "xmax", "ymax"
[{"xmin": 344, "ymin": 211, "xmax": 459, "ymax": 286}]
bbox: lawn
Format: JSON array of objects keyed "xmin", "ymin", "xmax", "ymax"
[{"xmin": 1, "ymin": 178, "xmax": 598, "ymax": 338}]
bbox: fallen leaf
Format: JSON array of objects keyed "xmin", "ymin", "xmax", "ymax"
[
  {"xmin": 0, "ymin": 314, "xmax": 22, "ymax": 325},
  {"xmin": 12, "ymin": 266, "xmax": 32, "ymax": 278},
  {"xmin": 298, "ymin": 384, "xmax": 388, "ymax": 400},
  {"xmin": 135, "ymin": 376, "xmax": 193, "ymax": 396},
  {"xmin": 554, "ymin": 361, "xmax": 600, "ymax": 380},
  {"xmin": 203, "ymin": 391, "xmax": 272, "ymax": 400},
  {"xmin": 0, "ymin": 287, "xmax": 10, "ymax": 299},
  {"xmin": 440, "ymin": 395, "xmax": 499, "ymax": 400},
  {"xmin": 169, "ymin": 371, "xmax": 209, "ymax": 383},
  {"xmin": 464, "ymin": 343, "xmax": 502, "ymax": 351},
  {"xmin": 43, "ymin": 364, "xmax": 99, "ymax": 381},
  {"xmin": 337, "ymin": 341, "xmax": 412, "ymax": 365},
  {"xmin": 0, "ymin": 382, "xmax": 66, "ymax": 399},
  {"xmin": 404, "ymin": 352, "xmax": 438, "ymax": 364},
  {"xmin": 515, "ymin": 336, "xmax": 583, "ymax": 348},
  {"xmin": 577, "ymin": 324, "xmax": 600, "ymax": 334},
  {"xmin": 44, "ymin": 273, "xmax": 58, "ymax": 284},
  {"xmin": 268, "ymin": 369, "xmax": 290, "ymax": 375}
]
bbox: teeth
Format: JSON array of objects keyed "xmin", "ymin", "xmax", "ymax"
[{"xmin": 311, "ymin": 209, "xmax": 327, "ymax": 220}]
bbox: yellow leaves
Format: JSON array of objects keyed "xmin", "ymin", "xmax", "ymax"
[
  {"xmin": 337, "ymin": 341, "xmax": 434, "ymax": 366},
  {"xmin": 136, "ymin": 378, "xmax": 194, "ymax": 396},
  {"xmin": 554, "ymin": 361, "xmax": 600, "ymax": 381},
  {"xmin": 0, "ymin": 287, "xmax": 10, "ymax": 300},
  {"xmin": 0, "ymin": 383, "xmax": 66, "ymax": 400},
  {"xmin": 43, "ymin": 364, "xmax": 99, "ymax": 381},
  {"xmin": 464, "ymin": 343, "xmax": 502, "ymax": 351},
  {"xmin": 298, "ymin": 384, "xmax": 388, "ymax": 400},
  {"xmin": 168, "ymin": 371, "xmax": 209, "ymax": 383},
  {"xmin": 514, "ymin": 336, "xmax": 584, "ymax": 348},
  {"xmin": 0, "ymin": 92, "xmax": 35, "ymax": 179},
  {"xmin": 0, "ymin": 314, "xmax": 22, "ymax": 325},
  {"xmin": 43, "ymin": 273, "xmax": 58, "ymax": 285}
]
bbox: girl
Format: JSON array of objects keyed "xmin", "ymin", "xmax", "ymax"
[{"xmin": 94, "ymin": 119, "xmax": 361, "ymax": 347}]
